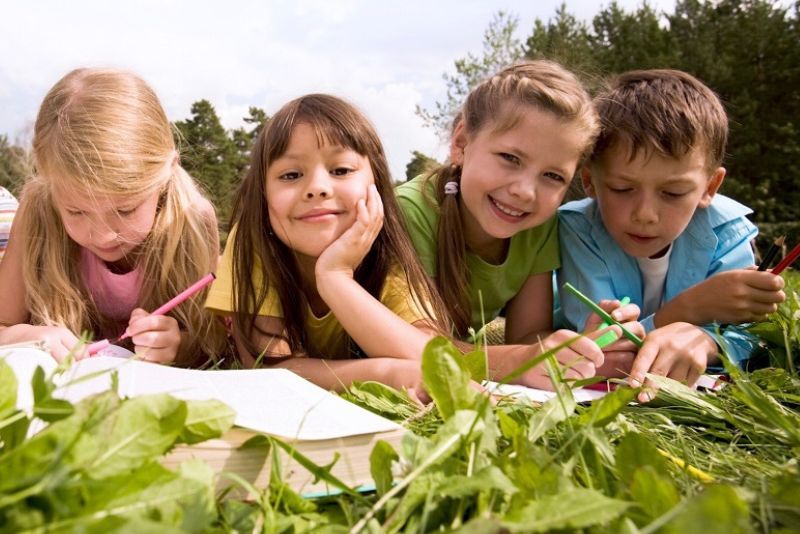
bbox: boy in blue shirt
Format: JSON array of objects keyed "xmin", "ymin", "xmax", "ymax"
[{"xmin": 557, "ymin": 69, "xmax": 785, "ymax": 391}]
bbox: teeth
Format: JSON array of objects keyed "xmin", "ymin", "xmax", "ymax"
[{"xmin": 492, "ymin": 198, "xmax": 524, "ymax": 217}]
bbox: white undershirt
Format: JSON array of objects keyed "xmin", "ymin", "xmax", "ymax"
[{"xmin": 636, "ymin": 245, "xmax": 672, "ymax": 318}]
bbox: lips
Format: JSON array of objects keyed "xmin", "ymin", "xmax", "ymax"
[
  {"xmin": 626, "ymin": 233, "xmax": 657, "ymax": 243},
  {"xmin": 489, "ymin": 196, "xmax": 528, "ymax": 220},
  {"xmin": 296, "ymin": 208, "xmax": 342, "ymax": 222}
]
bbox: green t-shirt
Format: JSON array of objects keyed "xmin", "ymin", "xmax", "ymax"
[{"xmin": 395, "ymin": 175, "xmax": 560, "ymax": 332}]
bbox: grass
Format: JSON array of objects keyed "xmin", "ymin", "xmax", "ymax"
[{"xmin": 2, "ymin": 271, "xmax": 798, "ymax": 532}]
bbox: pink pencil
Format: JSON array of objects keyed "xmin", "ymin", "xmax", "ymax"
[
  {"xmin": 772, "ymin": 242, "xmax": 800, "ymax": 275},
  {"xmin": 87, "ymin": 272, "xmax": 216, "ymax": 355}
]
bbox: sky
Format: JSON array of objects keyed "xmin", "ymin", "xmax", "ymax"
[{"xmin": 0, "ymin": 0, "xmax": 677, "ymax": 180}]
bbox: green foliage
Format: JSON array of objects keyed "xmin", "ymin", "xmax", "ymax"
[
  {"xmin": 0, "ymin": 134, "xmax": 29, "ymax": 194},
  {"xmin": 403, "ymin": 150, "xmax": 439, "ymax": 182},
  {"xmin": 416, "ymin": 11, "xmax": 524, "ymax": 138},
  {"xmin": 424, "ymin": 1, "xmax": 800, "ymax": 237},
  {"xmin": 3, "ymin": 288, "xmax": 800, "ymax": 531},
  {"xmin": 0, "ymin": 362, "xmax": 234, "ymax": 531}
]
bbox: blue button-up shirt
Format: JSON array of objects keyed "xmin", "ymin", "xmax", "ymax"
[{"xmin": 556, "ymin": 194, "xmax": 760, "ymax": 367}]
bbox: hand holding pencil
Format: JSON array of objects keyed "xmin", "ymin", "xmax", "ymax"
[{"xmin": 87, "ymin": 273, "xmax": 216, "ymax": 360}]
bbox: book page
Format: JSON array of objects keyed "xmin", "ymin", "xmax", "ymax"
[
  {"xmin": 3, "ymin": 350, "xmax": 401, "ymax": 441},
  {"xmin": 124, "ymin": 362, "xmax": 401, "ymax": 440},
  {"xmin": 1, "ymin": 347, "xmax": 58, "ymax": 411},
  {"xmin": 483, "ymin": 380, "xmax": 607, "ymax": 403}
]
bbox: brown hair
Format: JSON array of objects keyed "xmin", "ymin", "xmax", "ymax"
[
  {"xmin": 231, "ymin": 93, "xmax": 450, "ymax": 358},
  {"xmin": 425, "ymin": 60, "xmax": 599, "ymax": 336},
  {"xmin": 26, "ymin": 68, "xmax": 227, "ymax": 367},
  {"xmin": 591, "ymin": 69, "xmax": 728, "ymax": 169}
]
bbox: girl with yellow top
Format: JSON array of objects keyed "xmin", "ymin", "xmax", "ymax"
[{"xmin": 206, "ymin": 94, "xmax": 448, "ymax": 396}]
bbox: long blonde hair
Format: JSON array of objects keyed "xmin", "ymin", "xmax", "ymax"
[
  {"xmin": 23, "ymin": 68, "xmax": 227, "ymax": 366},
  {"xmin": 426, "ymin": 60, "xmax": 600, "ymax": 335}
]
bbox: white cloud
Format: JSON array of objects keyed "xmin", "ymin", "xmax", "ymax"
[{"xmin": 0, "ymin": 0, "xmax": 681, "ymax": 178}]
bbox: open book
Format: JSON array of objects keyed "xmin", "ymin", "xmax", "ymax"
[
  {"xmin": 484, "ymin": 374, "xmax": 724, "ymax": 404},
  {"xmin": 2, "ymin": 346, "xmax": 405, "ymax": 495}
]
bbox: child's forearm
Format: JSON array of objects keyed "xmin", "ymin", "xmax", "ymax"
[
  {"xmin": 316, "ymin": 272, "xmax": 435, "ymax": 360},
  {"xmin": 654, "ymin": 290, "xmax": 701, "ymax": 328},
  {"xmin": 271, "ymin": 356, "xmax": 420, "ymax": 392},
  {"xmin": 0, "ymin": 323, "xmax": 39, "ymax": 345}
]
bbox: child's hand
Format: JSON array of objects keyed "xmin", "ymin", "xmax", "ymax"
[
  {"xmin": 584, "ymin": 299, "xmax": 644, "ymax": 378},
  {"xmin": 629, "ymin": 322, "xmax": 717, "ymax": 402},
  {"xmin": 25, "ymin": 325, "xmax": 88, "ymax": 362},
  {"xmin": 316, "ymin": 184, "xmax": 384, "ymax": 279},
  {"xmin": 127, "ymin": 308, "xmax": 181, "ymax": 363},
  {"xmin": 517, "ymin": 329, "xmax": 609, "ymax": 390},
  {"xmin": 666, "ymin": 268, "xmax": 785, "ymax": 325}
]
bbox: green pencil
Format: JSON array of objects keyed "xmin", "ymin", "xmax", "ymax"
[{"xmin": 563, "ymin": 283, "xmax": 644, "ymax": 348}]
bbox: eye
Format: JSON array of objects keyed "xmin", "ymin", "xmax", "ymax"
[
  {"xmin": 544, "ymin": 171, "xmax": 566, "ymax": 183},
  {"xmin": 117, "ymin": 207, "xmax": 137, "ymax": 217},
  {"xmin": 66, "ymin": 209, "xmax": 84, "ymax": 216},
  {"xmin": 663, "ymin": 191, "xmax": 688, "ymax": 199},
  {"xmin": 608, "ymin": 186, "xmax": 633, "ymax": 194},
  {"xmin": 498, "ymin": 152, "xmax": 520, "ymax": 165},
  {"xmin": 331, "ymin": 166, "xmax": 354, "ymax": 177},
  {"xmin": 278, "ymin": 171, "xmax": 301, "ymax": 181}
]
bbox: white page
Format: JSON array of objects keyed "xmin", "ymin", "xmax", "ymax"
[
  {"xmin": 483, "ymin": 380, "xmax": 607, "ymax": 403},
  {"xmin": 2, "ymin": 348, "xmax": 400, "ymax": 441}
]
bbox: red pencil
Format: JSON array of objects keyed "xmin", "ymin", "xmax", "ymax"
[
  {"xmin": 772, "ymin": 242, "xmax": 800, "ymax": 275},
  {"xmin": 87, "ymin": 273, "xmax": 216, "ymax": 355}
]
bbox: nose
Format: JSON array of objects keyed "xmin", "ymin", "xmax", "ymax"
[
  {"xmin": 304, "ymin": 167, "xmax": 332, "ymax": 199},
  {"xmin": 507, "ymin": 177, "xmax": 536, "ymax": 203},
  {"xmin": 632, "ymin": 195, "xmax": 658, "ymax": 225},
  {"xmin": 91, "ymin": 223, "xmax": 119, "ymax": 245}
]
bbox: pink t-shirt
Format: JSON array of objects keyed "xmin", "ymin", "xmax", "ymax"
[{"xmin": 81, "ymin": 248, "xmax": 143, "ymax": 337}]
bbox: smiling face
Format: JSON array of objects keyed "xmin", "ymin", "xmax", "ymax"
[
  {"xmin": 265, "ymin": 122, "xmax": 375, "ymax": 261},
  {"xmin": 452, "ymin": 105, "xmax": 589, "ymax": 255},
  {"xmin": 584, "ymin": 142, "xmax": 725, "ymax": 258},
  {"xmin": 53, "ymin": 181, "xmax": 160, "ymax": 264}
]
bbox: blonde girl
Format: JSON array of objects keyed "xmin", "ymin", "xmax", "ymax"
[
  {"xmin": 397, "ymin": 60, "xmax": 639, "ymax": 388},
  {"xmin": 0, "ymin": 68, "xmax": 227, "ymax": 366},
  {"xmin": 206, "ymin": 94, "xmax": 449, "ymax": 394}
]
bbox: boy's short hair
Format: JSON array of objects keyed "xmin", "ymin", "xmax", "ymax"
[{"xmin": 591, "ymin": 69, "xmax": 728, "ymax": 169}]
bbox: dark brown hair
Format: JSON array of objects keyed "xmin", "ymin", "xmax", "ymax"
[
  {"xmin": 231, "ymin": 94, "xmax": 450, "ymax": 358},
  {"xmin": 591, "ymin": 69, "xmax": 728, "ymax": 169},
  {"xmin": 425, "ymin": 60, "xmax": 599, "ymax": 336}
]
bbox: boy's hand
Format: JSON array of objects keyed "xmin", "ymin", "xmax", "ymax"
[
  {"xmin": 127, "ymin": 308, "xmax": 181, "ymax": 363},
  {"xmin": 629, "ymin": 322, "xmax": 717, "ymax": 402},
  {"xmin": 662, "ymin": 268, "xmax": 785, "ymax": 325},
  {"xmin": 518, "ymin": 329, "xmax": 610, "ymax": 389},
  {"xmin": 316, "ymin": 184, "xmax": 383, "ymax": 279}
]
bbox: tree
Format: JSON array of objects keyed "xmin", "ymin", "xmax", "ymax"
[
  {"xmin": 416, "ymin": 11, "xmax": 524, "ymax": 139},
  {"xmin": 231, "ymin": 106, "xmax": 268, "ymax": 181},
  {"xmin": 404, "ymin": 151, "xmax": 440, "ymax": 182},
  {"xmin": 525, "ymin": 3, "xmax": 595, "ymax": 77},
  {"xmin": 173, "ymin": 100, "xmax": 239, "ymax": 225},
  {"xmin": 0, "ymin": 135, "xmax": 29, "ymax": 194}
]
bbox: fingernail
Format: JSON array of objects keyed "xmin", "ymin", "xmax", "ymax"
[{"xmin": 630, "ymin": 376, "xmax": 642, "ymax": 388}]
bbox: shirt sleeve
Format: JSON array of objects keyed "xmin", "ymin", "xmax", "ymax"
[
  {"xmin": 708, "ymin": 216, "xmax": 758, "ymax": 275},
  {"xmin": 528, "ymin": 215, "xmax": 561, "ymax": 275},
  {"xmin": 706, "ymin": 215, "xmax": 760, "ymax": 366},
  {"xmin": 205, "ymin": 231, "xmax": 236, "ymax": 314},
  {"xmin": 396, "ymin": 184, "xmax": 438, "ymax": 278},
  {"xmin": 205, "ymin": 228, "xmax": 282, "ymax": 318},
  {"xmin": 380, "ymin": 269, "xmax": 432, "ymax": 325},
  {"xmin": 556, "ymin": 212, "xmax": 619, "ymax": 331}
]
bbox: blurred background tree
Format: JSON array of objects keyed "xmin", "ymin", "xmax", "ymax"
[
  {"xmin": 4, "ymin": 1, "xmax": 791, "ymax": 249},
  {"xmin": 416, "ymin": 0, "xmax": 800, "ymax": 248}
]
